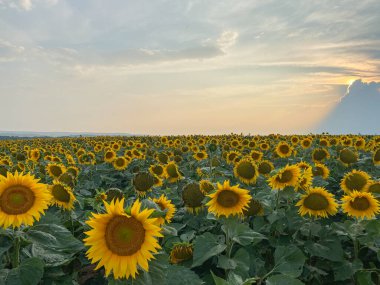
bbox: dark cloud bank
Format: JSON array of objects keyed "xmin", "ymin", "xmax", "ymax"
[{"xmin": 316, "ymin": 79, "xmax": 380, "ymax": 134}]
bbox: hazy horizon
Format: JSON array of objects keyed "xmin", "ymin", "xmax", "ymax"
[{"xmin": 1, "ymin": 1, "xmax": 379, "ymax": 135}]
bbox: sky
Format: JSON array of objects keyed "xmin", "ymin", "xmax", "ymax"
[{"xmin": 0, "ymin": 0, "xmax": 379, "ymax": 135}]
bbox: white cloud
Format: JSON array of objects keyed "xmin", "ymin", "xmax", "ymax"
[
  {"xmin": 19, "ymin": 0, "xmax": 32, "ymax": 10},
  {"xmin": 217, "ymin": 30, "xmax": 239, "ymax": 52}
]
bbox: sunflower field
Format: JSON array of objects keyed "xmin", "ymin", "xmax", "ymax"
[{"xmin": 0, "ymin": 134, "xmax": 379, "ymax": 285}]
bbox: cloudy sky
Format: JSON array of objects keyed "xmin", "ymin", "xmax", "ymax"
[{"xmin": 1, "ymin": 0, "xmax": 379, "ymax": 135}]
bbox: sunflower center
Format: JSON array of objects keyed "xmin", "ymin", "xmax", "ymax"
[
  {"xmin": 105, "ymin": 215, "xmax": 145, "ymax": 256},
  {"xmin": 350, "ymin": 197, "xmax": 370, "ymax": 211},
  {"xmin": 374, "ymin": 150, "xmax": 380, "ymax": 162},
  {"xmin": 236, "ymin": 161, "xmax": 256, "ymax": 179},
  {"xmin": 152, "ymin": 166, "xmax": 163, "ymax": 176},
  {"xmin": 368, "ymin": 183, "xmax": 380, "ymax": 194},
  {"xmin": 279, "ymin": 144, "xmax": 289, "ymax": 154},
  {"xmin": 116, "ymin": 158, "xmax": 125, "ymax": 167},
  {"xmin": 345, "ymin": 173, "xmax": 367, "ymax": 191},
  {"xmin": 258, "ymin": 162, "xmax": 272, "ymax": 174},
  {"xmin": 217, "ymin": 190, "xmax": 239, "ymax": 208},
  {"xmin": 133, "ymin": 173, "xmax": 154, "ymax": 192},
  {"xmin": 303, "ymin": 193, "xmax": 329, "ymax": 210},
  {"xmin": 52, "ymin": 184, "xmax": 71, "ymax": 203},
  {"xmin": 276, "ymin": 170, "xmax": 293, "ymax": 183},
  {"xmin": 0, "ymin": 185, "xmax": 35, "ymax": 215},
  {"xmin": 340, "ymin": 149, "xmax": 357, "ymax": 164},
  {"xmin": 313, "ymin": 149, "xmax": 327, "ymax": 161},
  {"xmin": 50, "ymin": 165, "xmax": 63, "ymax": 177}
]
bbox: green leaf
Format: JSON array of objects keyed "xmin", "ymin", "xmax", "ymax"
[
  {"xmin": 273, "ymin": 246, "xmax": 306, "ymax": 278},
  {"xmin": 356, "ymin": 271, "xmax": 374, "ymax": 285},
  {"xmin": 0, "ymin": 235, "xmax": 12, "ymax": 257},
  {"xmin": 192, "ymin": 232, "xmax": 227, "ymax": 268},
  {"xmin": 217, "ymin": 255, "xmax": 237, "ymax": 270},
  {"xmin": 165, "ymin": 265, "xmax": 203, "ymax": 285},
  {"xmin": 211, "ymin": 271, "xmax": 229, "ymax": 285},
  {"xmin": 222, "ymin": 219, "xmax": 266, "ymax": 246},
  {"xmin": 5, "ymin": 257, "xmax": 44, "ymax": 285},
  {"xmin": 305, "ymin": 239, "xmax": 344, "ymax": 262},
  {"xmin": 232, "ymin": 248, "xmax": 250, "ymax": 279},
  {"xmin": 266, "ymin": 274, "xmax": 304, "ymax": 285}
]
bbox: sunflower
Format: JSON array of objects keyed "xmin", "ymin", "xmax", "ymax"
[
  {"xmin": 301, "ymin": 138, "xmax": 312, "ymax": 149},
  {"xmin": 258, "ymin": 160, "xmax": 274, "ymax": 176},
  {"xmin": 206, "ymin": 180, "xmax": 251, "ymax": 218},
  {"xmin": 365, "ymin": 181, "xmax": 380, "ymax": 194},
  {"xmin": 339, "ymin": 148, "xmax": 358, "ymax": 166},
  {"xmin": 46, "ymin": 163, "xmax": 66, "ymax": 179},
  {"xmin": 152, "ymin": 195, "xmax": 176, "ymax": 226},
  {"xmin": 66, "ymin": 166, "xmax": 80, "ymax": 178},
  {"xmin": 164, "ymin": 162, "xmax": 182, "ymax": 183},
  {"xmin": 268, "ymin": 165, "xmax": 301, "ymax": 190},
  {"xmin": 133, "ymin": 172, "xmax": 155, "ymax": 197},
  {"xmin": 50, "ymin": 181, "xmax": 76, "ymax": 210},
  {"xmin": 58, "ymin": 172, "xmax": 76, "ymax": 188},
  {"xmin": 296, "ymin": 187, "xmax": 338, "ymax": 218},
  {"xmin": 170, "ymin": 243, "xmax": 193, "ymax": 264},
  {"xmin": 113, "ymin": 157, "xmax": 129, "ymax": 171},
  {"xmin": 373, "ymin": 149, "xmax": 380, "ymax": 165},
  {"xmin": 340, "ymin": 170, "xmax": 371, "ymax": 194},
  {"xmin": 275, "ymin": 142, "xmax": 293, "ymax": 158},
  {"xmin": 182, "ymin": 182, "xmax": 204, "ymax": 214},
  {"xmin": 312, "ymin": 163, "xmax": 330, "ymax": 180},
  {"xmin": 296, "ymin": 167, "xmax": 313, "ymax": 191},
  {"xmin": 226, "ymin": 151, "xmax": 240, "ymax": 164},
  {"xmin": 84, "ymin": 199, "xmax": 162, "ymax": 279},
  {"xmin": 29, "ymin": 149, "xmax": 40, "ymax": 161},
  {"xmin": 341, "ymin": 191, "xmax": 380, "ymax": 219},
  {"xmin": 249, "ymin": 150, "xmax": 263, "ymax": 161},
  {"xmin": 149, "ymin": 164, "xmax": 164, "ymax": 177},
  {"xmin": 233, "ymin": 159, "xmax": 258, "ymax": 185},
  {"xmin": 199, "ymin": 180, "xmax": 215, "ymax": 195},
  {"xmin": 243, "ymin": 198, "xmax": 264, "ymax": 217},
  {"xmin": 156, "ymin": 152, "xmax": 169, "ymax": 164},
  {"xmin": 104, "ymin": 150, "xmax": 116, "ymax": 163},
  {"xmin": 0, "ymin": 172, "xmax": 51, "ymax": 228},
  {"xmin": 193, "ymin": 151, "xmax": 208, "ymax": 161},
  {"xmin": 312, "ymin": 148, "xmax": 330, "ymax": 163}
]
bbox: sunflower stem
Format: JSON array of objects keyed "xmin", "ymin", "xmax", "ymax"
[{"xmin": 11, "ymin": 234, "xmax": 21, "ymax": 268}]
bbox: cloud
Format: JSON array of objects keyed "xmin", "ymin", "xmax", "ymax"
[
  {"xmin": 217, "ymin": 30, "xmax": 239, "ymax": 52},
  {"xmin": 316, "ymin": 79, "xmax": 380, "ymax": 134},
  {"xmin": 19, "ymin": 0, "xmax": 32, "ymax": 10}
]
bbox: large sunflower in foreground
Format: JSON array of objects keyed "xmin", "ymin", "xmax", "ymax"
[
  {"xmin": 341, "ymin": 191, "xmax": 379, "ymax": 219},
  {"xmin": 296, "ymin": 187, "xmax": 338, "ymax": 218},
  {"xmin": 84, "ymin": 199, "xmax": 162, "ymax": 279},
  {"xmin": 49, "ymin": 181, "xmax": 76, "ymax": 211},
  {"xmin": 233, "ymin": 158, "xmax": 258, "ymax": 185},
  {"xmin": 0, "ymin": 172, "xmax": 51, "ymax": 228},
  {"xmin": 268, "ymin": 164, "xmax": 300, "ymax": 190},
  {"xmin": 206, "ymin": 180, "xmax": 251, "ymax": 218}
]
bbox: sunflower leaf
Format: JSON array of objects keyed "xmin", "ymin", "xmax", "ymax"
[{"xmin": 192, "ymin": 232, "xmax": 227, "ymax": 268}]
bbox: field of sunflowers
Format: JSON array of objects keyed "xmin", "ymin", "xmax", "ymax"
[{"xmin": 0, "ymin": 134, "xmax": 379, "ymax": 285}]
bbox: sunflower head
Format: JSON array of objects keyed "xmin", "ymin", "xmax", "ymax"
[
  {"xmin": 182, "ymin": 182, "xmax": 204, "ymax": 214},
  {"xmin": 373, "ymin": 149, "xmax": 380, "ymax": 165},
  {"xmin": 57, "ymin": 171, "xmax": 76, "ymax": 188},
  {"xmin": 366, "ymin": 181, "xmax": 380, "ymax": 194},
  {"xmin": 339, "ymin": 148, "xmax": 358, "ymax": 166},
  {"xmin": 258, "ymin": 160, "xmax": 274, "ymax": 176},
  {"xmin": 50, "ymin": 181, "xmax": 76, "ymax": 211},
  {"xmin": 233, "ymin": 159, "xmax": 258, "ymax": 185},
  {"xmin": 0, "ymin": 172, "xmax": 51, "ymax": 228},
  {"xmin": 206, "ymin": 180, "xmax": 251, "ymax": 218},
  {"xmin": 104, "ymin": 150, "xmax": 116, "ymax": 163},
  {"xmin": 152, "ymin": 195, "xmax": 176, "ymax": 226},
  {"xmin": 133, "ymin": 172, "xmax": 155, "ymax": 196},
  {"xmin": 340, "ymin": 170, "xmax": 371, "ymax": 193},
  {"xmin": 243, "ymin": 198, "xmax": 264, "ymax": 217},
  {"xmin": 113, "ymin": 157, "xmax": 129, "ymax": 171},
  {"xmin": 296, "ymin": 187, "xmax": 338, "ymax": 218},
  {"xmin": 249, "ymin": 150, "xmax": 263, "ymax": 161},
  {"xmin": 342, "ymin": 191, "xmax": 380, "ymax": 219},
  {"xmin": 276, "ymin": 142, "xmax": 293, "ymax": 158},
  {"xmin": 312, "ymin": 163, "xmax": 330, "ymax": 180},
  {"xmin": 193, "ymin": 151, "xmax": 208, "ymax": 161},
  {"xmin": 199, "ymin": 180, "xmax": 215, "ymax": 195},
  {"xmin": 312, "ymin": 148, "xmax": 330, "ymax": 162},
  {"xmin": 164, "ymin": 162, "xmax": 182, "ymax": 183},
  {"xmin": 170, "ymin": 242, "xmax": 193, "ymax": 264},
  {"xmin": 84, "ymin": 199, "xmax": 162, "ymax": 279},
  {"xmin": 268, "ymin": 165, "xmax": 300, "ymax": 190},
  {"xmin": 46, "ymin": 163, "xmax": 66, "ymax": 179}
]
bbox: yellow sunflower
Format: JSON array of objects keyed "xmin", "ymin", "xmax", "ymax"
[
  {"xmin": 149, "ymin": 164, "xmax": 165, "ymax": 177},
  {"xmin": 257, "ymin": 160, "xmax": 274, "ymax": 177},
  {"xmin": 133, "ymin": 172, "xmax": 155, "ymax": 197},
  {"xmin": 104, "ymin": 150, "xmax": 116, "ymax": 163},
  {"xmin": 233, "ymin": 159, "xmax": 259, "ymax": 185},
  {"xmin": 113, "ymin": 157, "xmax": 129, "ymax": 171},
  {"xmin": 243, "ymin": 198, "xmax": 264, "ymax": 217},
  {"xmin": 340, "ymin": 170, "xmax": 371, "ymax": 194},
  {"xmin": 301, "ymin": 138, "xmax": 312, "ymax": 149},
  {"xmin": 46, "ymin": 163, "xmax": 66, "ymax": 179},
  {"xmin": 84, "ymin": 199, "xmax": 162, "ymax": 279},
  {"xmin": 341, "ymin": 191, "xmax": 380, "ymax": 219},
  {"xmin": 206, "ymin": 180, "xmax": 251, "ymax": 218},
  {"xmin": 164, "ymin": 162, "xmax": 182, "ymax": 183},
  {"xmin": 365, "ymin": 181, "xmax": 380, "ymax": 194},
  {"xmin": 312, "ymin": 148, "xmax": 330, "ymax": 163},
  {"xmin": 193, "ymin": 151, "xmax": 208, "ymax": 161},
  {"xmin": 226, "ymin": 151, "xmax": 240, "ymax": 164},
  {"xmin": 339, "ymin": 148, "xmax": 358, "ymax": 166},
  {"xmin": 249, "ymin": 150, "xmax": 263, "ymax": 161},
  {"xmin": 296, "ymin": 187, "xmax": 338, "ymax": 218},
  {"xmin": 275, "ymin": 142, "xmax": 293, "ymax": 158},
  {"xmin": 373, "ymin": 149, "xmax": 380, "ymax": 165},
  {"xmin": 199, "ymin": 180, "xmax": 215, "ymax": 195},
  {"xmin": 268, "ymin": 164, "xmax": 301, "ymax": 190},
  {"xmin": 296, "ymin": 167, "xmax": 313, "ymax": 191},
  {"xmin": 152, "ymin": 195, "xmax": 176, "ymax": 226},
  {"xmin": 29, "ymin": 149, "xmax": 40, "ymax": 161},
  {"xmin": 312, "ymin": 163, "xmax": 330, "ymax": 180},
  {"xmin": 49, "ymin": 181, "xmax": 76, "ymax": 210},
  {"xmin": 0, "ymin": 172, "xmax": 51, "ymax": 228}
]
